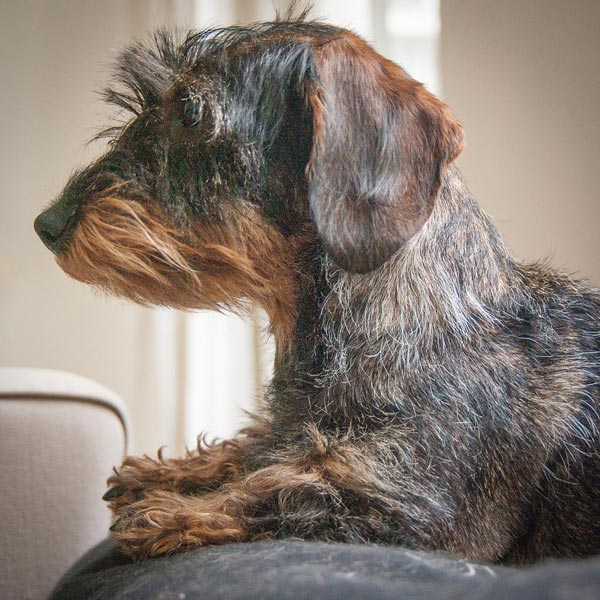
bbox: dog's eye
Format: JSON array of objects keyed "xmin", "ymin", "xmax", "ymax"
[{"xmin": 182, "ymin": 94, "xmax": 203, "ymax": 127}]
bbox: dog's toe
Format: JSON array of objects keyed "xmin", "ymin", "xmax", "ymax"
[
  {"xmin": 109, "ymin": 516, "xmax": 124, "ymax": 532},
  {"xmin": 103, "ymin": 486, "xmax": 125, "ymax": 501}
]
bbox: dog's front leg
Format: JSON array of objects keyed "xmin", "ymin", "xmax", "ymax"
[
  {"xmin": 108, "ymin": 487, "xmax": 254, "ymax": 559},
  {"xmin": 103, "ymin": 425, "xmax": 265, "ymax": 512},
  {"xmin": 106, "ymin": 460, "xmax": 323, "ymax": 559},
  {"xmin": 107, "ymin": 429, "xmax": 411, "ymax": 560}
]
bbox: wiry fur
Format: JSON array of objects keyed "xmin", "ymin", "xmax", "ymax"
[{"xmin": 34, "ymin": 16, "xmax": 600, "ymax": 564}]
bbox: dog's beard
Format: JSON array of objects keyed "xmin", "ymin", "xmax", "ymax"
[
  {"xmin": 57, "ymin": 195, "xmax": 300, "ymax": 348},
  {"xmin": 57, "ymin": 196, "xmax": 208, "ymax": 309}
]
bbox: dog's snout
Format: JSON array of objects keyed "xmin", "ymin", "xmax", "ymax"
[{"xmin": 34, "ymin": 202, "xmax": 71, "ymax": 254}]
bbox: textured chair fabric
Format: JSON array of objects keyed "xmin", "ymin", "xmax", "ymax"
[
  {"xmin": 0, "ymin": 368, "xmax": 129, "ymax": 600},
  {"xmin": 50, "ymin": 538, "xmax": 600, "ymax": 600}
]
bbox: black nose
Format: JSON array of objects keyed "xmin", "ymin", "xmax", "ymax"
[{"xmin": 34, "ymin": 202, "xmax": 72, "ymax": 254}]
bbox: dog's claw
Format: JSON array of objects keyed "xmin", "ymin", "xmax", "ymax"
[{"xmin": 103, "ymin": 486, "xmax": 125, "ymax": 501}]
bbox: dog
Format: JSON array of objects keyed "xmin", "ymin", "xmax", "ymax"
[{"xmin": 34, "ymin": 15, "xmax": 600, "ymax": 564}]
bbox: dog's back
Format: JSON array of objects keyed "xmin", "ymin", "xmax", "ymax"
[
  {"xmin": 285, "ymin": 165, "xmax": 600, "ymax": 562},
  {"xmin": 502, "ymin": 262, "xmax": 600, "ymax": 560}
]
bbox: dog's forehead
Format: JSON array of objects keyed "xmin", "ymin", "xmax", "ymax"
[
  {"xmin": 175, "ymin": 23, "xmax": 341, "ymax": 89},
  {"xmin": 105, "ymin": 22, "xmax": 343, "ymax": 119},
  {"xmin": 183, "ymin": 20, "xmax": 341, "ymax": 55}
]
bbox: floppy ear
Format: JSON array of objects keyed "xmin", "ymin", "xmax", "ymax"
[{"xmin": 306, "ymin": 35, "xmax": 464, "ymax": 273}]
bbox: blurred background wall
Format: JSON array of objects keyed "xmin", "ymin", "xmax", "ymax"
[
  {"xmin": 1, "ymin": 0, "xmax": 598, "ymax": 456},
  {"xmin": 441, "ymin": 0, "xmax": 600, "ymax": 284}
]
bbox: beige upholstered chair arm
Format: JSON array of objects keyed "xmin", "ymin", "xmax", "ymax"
[{"xmin": 0, "ymin": 368, "xmax": 129, "ymax": 600}]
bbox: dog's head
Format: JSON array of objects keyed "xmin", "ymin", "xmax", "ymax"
[{"xmin": 34, "ymin": 19, "xmax": 463, "ymax": 343}]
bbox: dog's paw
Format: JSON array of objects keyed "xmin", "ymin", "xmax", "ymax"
[
  {"xmin": 103, "ymin": 454, "xmax": 175, "ymax": 510},
  {"xmin": 103, "ymin": 473, "xmax": 145, "ymax": 511},
  {"xmin": 109, "ymin": 490, "xmax": 248, "ymax": 559},
  {"xmin": 102, "ymin": 485, "xmax": 127, "ymax": 500}
]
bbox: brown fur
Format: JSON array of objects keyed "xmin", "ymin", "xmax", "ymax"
[
  {"xmin": 306, "ymin": 34, "xmax": 464, "ymax": 272},
  {"xmin": 58, "ymin": 195, "xmax": 304, "ymax": 353}
]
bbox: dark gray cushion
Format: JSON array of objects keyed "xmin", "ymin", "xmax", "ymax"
[{"xmin": 49, "ymin": 538, "xmax": 600, "ymax": 600}]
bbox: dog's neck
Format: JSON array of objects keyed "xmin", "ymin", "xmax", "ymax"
[{"xmin": 269, "ymin": 166, "xmax": 520, "ymax": 423}]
